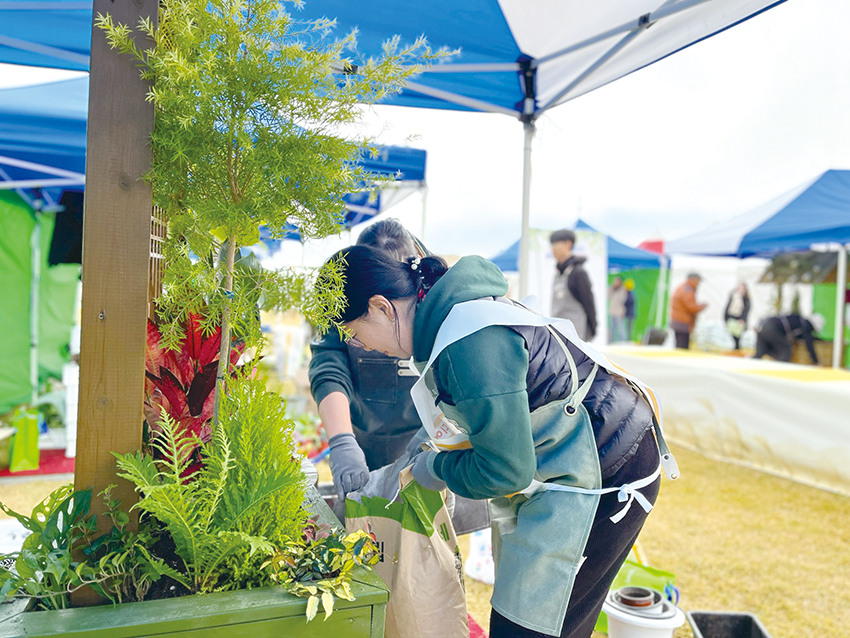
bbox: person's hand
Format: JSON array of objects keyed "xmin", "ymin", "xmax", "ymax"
[
  {"xmin": 411, "ymin": 450, "xmax": 446, "ymax": 492},
  {"xmin": 328, "ymin": 433, "xmax": 370, "ymax": 501}
]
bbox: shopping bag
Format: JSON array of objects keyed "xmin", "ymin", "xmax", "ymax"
[
  {"xmin": 9, "ymin": 407, "xmax": 40, "ymax": 472},
  {"xmin": 346, "ymin": 463, "xmax": 468, "ymax": 638}
]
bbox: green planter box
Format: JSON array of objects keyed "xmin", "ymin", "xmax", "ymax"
[{"xmin": 0, "ymin": 488, "xmax": 388, "ymax": 638}]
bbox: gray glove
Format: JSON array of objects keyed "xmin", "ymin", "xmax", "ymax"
[
  {"xmin": 328, "ymin": 433, "xmax": 370, "ymax": 501},
  {"xmin": 411, "ymin": 450, "xmax": 447, "ymax": 492},
  {"xmin": 404, "ymin": 426, "xmax": 432, "ymax": 457}
]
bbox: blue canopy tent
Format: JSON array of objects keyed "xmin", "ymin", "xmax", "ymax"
[
  {"xmin": 0, "ymin": 76, "xmax": 426, "ymax": 406},
  {"xmin": 0, "ymin": 76, "xmax": 427, "ymax": 232},
  {"xmin": 666, "ymin": 169, "xmax": 850, "ymax": 367},
  {"xmin": 0, "ymin": 77, "xmax": 87, "ymax": 209},
  {"xmin": 0, "ymin": 0, "xmax": 788, "ymax": 297},
  {"xmin": 0, "ymin": 0, "xmax": 91, "ymax": 71}
]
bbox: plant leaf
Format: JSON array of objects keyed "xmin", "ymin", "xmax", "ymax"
[
  {"xmin": 305, "ymin": 594, "xmax": 319, "ymax": 622},
  {"xmin": 321, "ymin": 590, "xmax": 334, "ymax": 620}
]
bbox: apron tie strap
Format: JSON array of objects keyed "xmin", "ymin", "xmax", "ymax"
[
  {"xmin": 541, "ymin": 464, "xmax": 662, "ymax": 524},
  {"xmin": 609, "ymin": 465, "xmax": 661, "ymax": 523}
]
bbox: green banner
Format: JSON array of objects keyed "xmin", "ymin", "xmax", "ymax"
[
  {"xmin": 0, "ymin": 191, "xmax": 79, "ymax": 415},
  {"xmin": 608, "ymin": 268, "xmax": 661, "ymax": 342}
]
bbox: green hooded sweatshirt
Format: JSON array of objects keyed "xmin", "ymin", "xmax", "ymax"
[{"xmin": 413, "ymin": 256, "xmax": 537, "ymax": 500}]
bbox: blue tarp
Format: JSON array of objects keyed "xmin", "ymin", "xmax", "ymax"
[
  {"xmin": 666, "ymin": 170, "xmax": 850, "ymax": 258},
  {"xmin": 490, "ymin": 220, "xmax": 663, "ymax": 273}
]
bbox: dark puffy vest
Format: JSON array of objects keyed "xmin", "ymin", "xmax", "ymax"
[
  {"xmin": 431, "ymin": 301, "xmax": 655, "ymax": 479},
  {"xmin": 509, "ymin": 324, "xmax": 654, "ymax": 478}
]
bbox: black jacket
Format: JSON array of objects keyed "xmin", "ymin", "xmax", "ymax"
[{"xmin": 724, "ymin": 294, "xmax": 751, "ymax": 324}]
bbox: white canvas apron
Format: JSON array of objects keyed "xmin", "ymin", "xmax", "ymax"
[{"xmin": 404, "ymin": 298, "xmax": 677, "ymax": 635}]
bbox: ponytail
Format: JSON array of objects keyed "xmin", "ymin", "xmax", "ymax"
[{"xmin": 403, "ymin": 255, "xmax": 447, "ymax": 301}]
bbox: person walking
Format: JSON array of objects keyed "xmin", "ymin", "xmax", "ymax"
[
  {"xmin": 550, "ymin": 229, "xmax": 597, "ymax": 341},
  {"xmin": 754, "ymin": 313, "xmax": 825, "ymax": 364},
  {"xmin": 608, "ymin": 277, "xmax": 628, "ymax": 343},
  {"xmin": 327, "ymin": 245, "xmax": 674, "ymax": 638},
  {"xmin": 724, "ymin": 283, "xmax": 750, "ymax": 350},
  {"xmin": 669, "ymin": 273, "xmax": 707, "ymax": 349}
]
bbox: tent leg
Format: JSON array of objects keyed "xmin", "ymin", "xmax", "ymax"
[
  {"xmin": 833, "ymin": 244, "xmax": 847, "ymax": 368},
  {"xmin": 420, "ymin": 185, "xmax": 428, "ymax": 246},
  {"xmin": 29, "ymin": 209, "xmax": 41, "ymax": 405},
  {"xmin": 518, "ymin": 122, "xmax": 535, "ymax": 299}
]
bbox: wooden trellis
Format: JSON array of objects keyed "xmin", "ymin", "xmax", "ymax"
[{"xmin": 149, "ymin": 206, "xmax": 166, "ymax": 319}]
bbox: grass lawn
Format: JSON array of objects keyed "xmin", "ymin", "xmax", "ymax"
[{"xmin": 2, "ymin": 445, "xmax": 847, "ymax": 637}]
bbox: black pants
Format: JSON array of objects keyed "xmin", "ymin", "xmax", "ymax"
[
  {"xmin": 754, "ymin": 324, "xmax": 791, "ymax": 362},
  {"xmin": 489, "ymin": 433, "xmax": 661, "ymax": 638},
  {"xmin": 674, "ymin": 330, "xmax": 690, "ymax": 349}
]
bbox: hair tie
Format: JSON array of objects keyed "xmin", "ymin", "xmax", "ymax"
[{"xmin": 410, "ymin": 256, "xmax": 421, "ymax": 271}]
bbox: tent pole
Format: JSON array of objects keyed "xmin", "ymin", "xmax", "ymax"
[
  {"xmin": 655, "ymin": 254, "xmax": 668, "ymax": 328},
  {"xmin": 29, "ymin": 208, "xmax": 41, "ymax": 405},
  {"xmin": 519, "ymin": 122, "xmax": 535, "ymax": 299},
  {"xmin": 833, "ymin": 244, "xmax": 847, "ymax": 368},
  {"xmin": 420, "ymin": 184, "xmax": 428, "ymax": 245}
]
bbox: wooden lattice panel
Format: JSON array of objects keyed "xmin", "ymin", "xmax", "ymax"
[{"xmin": 148, "ymin": 206, "xmax": 166, "ymax": 319}]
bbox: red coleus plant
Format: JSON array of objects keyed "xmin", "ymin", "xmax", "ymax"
[{"xmin": 144, "ymin": 313, "xmax": 244, "ymax": 467}]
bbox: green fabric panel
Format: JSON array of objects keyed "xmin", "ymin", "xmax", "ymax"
[
  {"xmin": 0, "ymin": 192, "xmax": 35, "ymax": 414},
  {"xmin": 608, "ymin": 268, "xmax": 660, "ymax": 342},
  {"xmin": 38, "ymin": 212, "xmax": 79, "ymax": 380},
  {"xmin": 812, "ymin": 283, "xmax": 850, "ymax": 367},
  {"xmin": 812, "ymin": 283, "xmax": 836, "ymax": 339},
  {"xmin": 0, "ymin": 193, "xmax": 79, "ymax": 415}
]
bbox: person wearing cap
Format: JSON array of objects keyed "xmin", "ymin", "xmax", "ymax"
[
  {"xmin": 669, "ymin": 273, "xmax": 707, "ymax": 349},
  {"xmin": 754, "ymin": 313, "xmax": 825, "ymax": 364},
  {"xmin": 550, "ymin": 229, "xmax": 597, "ymax": 341}
]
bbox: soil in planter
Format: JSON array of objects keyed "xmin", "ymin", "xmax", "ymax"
[{"xmin": 143, "ymin": 532, "xmax": 191, "ymax": 602}]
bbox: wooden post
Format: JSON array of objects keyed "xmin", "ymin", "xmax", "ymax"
[{"xmin": 75, "ymin": 0, "xmax": 158, "ymax": 524}]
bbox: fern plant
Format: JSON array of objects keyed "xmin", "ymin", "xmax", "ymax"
[{"xmin": 113, "ymin": 403, "xmax": 302, "ymax": 594}]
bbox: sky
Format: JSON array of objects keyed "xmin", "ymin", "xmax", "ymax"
[{"xmin": 2, "ymin": 0, "xmax": 849, "ymax": 260}]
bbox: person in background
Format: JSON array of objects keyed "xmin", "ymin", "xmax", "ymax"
[
  {"xmin": 669, "ymin": 273, "xmax": 707, "ymax": 349},
  {"xmin": 754, "ymin": 313, "xmax": 825, "ymax": 364},
  {"xmin": 724, "ymin": 283, "xmax": 751, "ymax": 350},
  {"xmin": 607, "ymin": 277, "xmax": 628, "ymax": 343},
  {"xmin": 550, "ymin": 229, "xmax": 597, "ymax": 341},
  {"xmin": 309, "ymin": 219, "xmax": 425, "ymax": 501},
  {"xmin": 328, "ymin": 245, "xmax": 664, "ymax": 638},
  {"xmin": 623, "ymin": 278, "xmax": 636, "ymax": 342}
]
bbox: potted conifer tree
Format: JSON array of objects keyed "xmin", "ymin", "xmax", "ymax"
[{"xmin": 0, "ymin": 0, "xmax": 446, "ymax": 635}]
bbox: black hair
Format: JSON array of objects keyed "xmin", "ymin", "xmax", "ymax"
[
  {"xmin": 357, "ymin": 218, "xmax": 427, "ymax": 261},
  {"xmin": 550, "ymin": 228, "xmax": 576, "ymax": 245},
  {"xmin": 327, "ymin": 245, "xmax": 447, "ymax": 322}
]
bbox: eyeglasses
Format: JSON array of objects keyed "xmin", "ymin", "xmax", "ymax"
[{"xmin": 345, "ymin": 333, "xmax": 366, "ymax": 348}]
